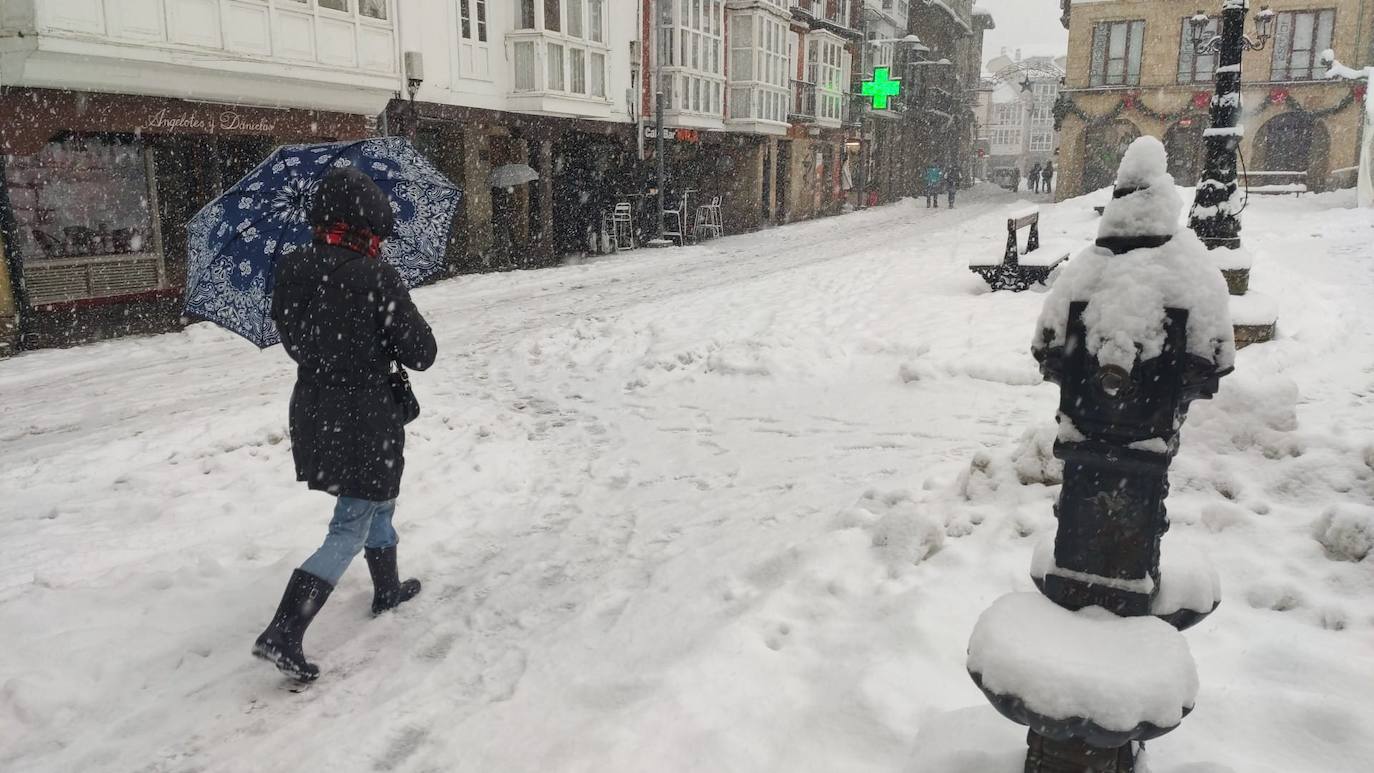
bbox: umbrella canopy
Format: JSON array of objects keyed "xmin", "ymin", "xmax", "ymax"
[
  {"xmin": 184, "ymin": 136, "xmax": 460, "ymax": 348},
  {"xmin": 489, "ymin": 163, "xmax": 539, "ymax": 188}
]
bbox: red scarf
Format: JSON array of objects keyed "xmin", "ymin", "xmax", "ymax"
[{"xmin": 314, "ymin": 222, "xmax": 383, "ymax": 258}]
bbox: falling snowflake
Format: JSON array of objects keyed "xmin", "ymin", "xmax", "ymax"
[{"xmin": 270, "ymin": 176, "xmax": 319, "ymax": 225}]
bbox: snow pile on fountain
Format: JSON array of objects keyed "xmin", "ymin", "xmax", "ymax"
[
  {"xmin": 967, "ymin": 593, "xmax": 1199, "ymax": 732},
  {"xmin": 1034, "ymin": 137, "xmax": 1235, "ymax": 373}
]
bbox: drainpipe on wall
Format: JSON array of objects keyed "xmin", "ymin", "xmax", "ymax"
[{"xmin": 0, "ymin": 152, "xmax": 26, "ymax": 355}]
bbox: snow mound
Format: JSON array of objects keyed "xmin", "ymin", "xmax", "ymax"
[
  {"xmin": 1312, "ymin": 505, "xmax": 1374, "ymax": 562},
  {"xmin": 967, "ymin": 593, "xmax": 1198, "ymax": 733},
  {"xmin": 1230, "ymin": 291, "xmax": 1279, "ymax": 326},
  {"xmin": 1100, "ymin": 137, "xmax": 1182, "ymax": 240},
  {"xmin": 1035, "ymin": 137, "xmax": 1235, "ymax": 372},
  {"xmin": 840, "ymin": 490, "xmax": 945, "ymax": 568}
]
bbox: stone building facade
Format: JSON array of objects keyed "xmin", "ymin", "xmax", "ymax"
[{"xmin": 1056, "ymin": 0, "xmax": 1371, "ymax": 199}]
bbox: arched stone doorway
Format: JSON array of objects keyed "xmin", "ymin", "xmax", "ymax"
[
  {"xmin": 1164, "ymin": 119, "xmax": 1206, "ymax": 184},
  {"xmin": 1083, "ymin": 119, "xmax": 1142, "ymax": 192},
  {"xmin": 1254, "ymin": 111, "xmax": 1331, "ymax": 188}
]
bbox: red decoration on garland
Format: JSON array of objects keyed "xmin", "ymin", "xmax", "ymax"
[
  {"xmin": 1192, "ymin": 91, "xmax": 1212, "ymax": 110},
  {"xmin": 1268, "ymin": 87, "xmax": 1291, "ymax": 105},
  {"xmin": 1356, "ymin": 84, "xmax": 1368, "ymax": 102}
]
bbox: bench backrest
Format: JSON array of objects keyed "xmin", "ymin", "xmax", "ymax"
[
  {"xmin": 1240, "ymin": 170, "xmax": 1308, "ymax": 186},
  {"xmin": 1005, "ymin": 209, "xmax": 1041, "ymax": 264}
]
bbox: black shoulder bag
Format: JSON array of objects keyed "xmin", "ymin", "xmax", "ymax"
[{"xmin": 389, "ymin": 363, "xmax": 421, "ymax": 425}]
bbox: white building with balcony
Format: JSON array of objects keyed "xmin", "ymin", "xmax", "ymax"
[
  {"xmin": 0, "ymin": 0, "xmax": 402, "ymax": 347},
  {"xmin": 0, "ymin": 0, "xmax": 401, "ymax": 115},
  {"xmin": 399, "ymin": 0, "xmax": 636, "ymax": 123}
]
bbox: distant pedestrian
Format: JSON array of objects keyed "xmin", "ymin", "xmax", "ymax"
[
  {"xmin": 1011, "ymin": 166, "xmax": 1021, "ymax": 193},
  {"xmin": 1029, "ymin": 162, "xmax": 1043, "ymax": 194},
  {"xmin": 253, "ymin": 167, "xmax": 438, "ymax": 683},
  {"xmin": 945, "ymin": 166, "xmax": 962, "ymax": 209},
  {"xmin": 924, "ymin": 165, "xmax": 944, "ymax": 208},
  {"xmin": 1042, "ymin": 161, "xmax": 1055, "ymax": 195}
]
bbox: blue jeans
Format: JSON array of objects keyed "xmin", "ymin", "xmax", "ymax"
[{"xmin": 299, "ymin": 497, "xmax": 398, "ymax": 586}]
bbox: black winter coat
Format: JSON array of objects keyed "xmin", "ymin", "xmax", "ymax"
[{"xmin": 270, "ymin": 168, "xmax": 437, "ymax": 502}]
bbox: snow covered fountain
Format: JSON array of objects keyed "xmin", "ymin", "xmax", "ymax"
[{"xmin": 965, "ymin": 137, "xmax": 1236, "ymax": 773}]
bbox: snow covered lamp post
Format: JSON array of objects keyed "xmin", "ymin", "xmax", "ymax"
[
  {"xmin": 967, "ymin": 138, "xmax": 1235, "ymax": 773},
  {"xmin": 1187, "ymin": 1, "xmax": 1274, "ymax": 251},
  {"xmin": 1187, "ymin": 2, "xmax": 1278, "ymax": 347}
]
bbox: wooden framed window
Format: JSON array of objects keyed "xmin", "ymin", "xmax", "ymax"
[
  {"xmin": 1090, "ymin": 19, "xmax": 1145, "ymax": 87},
  {"xmin": 1177, "ymin": 16, "xmax": 1218, "ymax": 84},
  {"xmin": 1271, "ymin": 9, "xmax": 1336, "ymax": 81}
]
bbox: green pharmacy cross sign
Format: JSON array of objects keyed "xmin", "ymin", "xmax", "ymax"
[{"xmin": 861, "ymin": 67, "xmax": 902, "ymax": 110}]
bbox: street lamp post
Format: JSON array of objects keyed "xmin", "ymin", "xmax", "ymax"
[{"xmin": 1187, "ymin": 1, "xmax": 1275, "ymax": 251}]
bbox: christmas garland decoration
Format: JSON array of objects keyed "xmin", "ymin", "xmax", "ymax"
[{"xmin": 1054, "ymin": 84, "xmax": 1363, "ymax": 132}]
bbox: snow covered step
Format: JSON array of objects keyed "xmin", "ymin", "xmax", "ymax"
[
  {"xmin": 1232, "ymin": 291, "xmax": 1278, "ymax": 347},
  {"xmin": 966, "ymin": 592, "xmax": 1199, "ymax": 748}
]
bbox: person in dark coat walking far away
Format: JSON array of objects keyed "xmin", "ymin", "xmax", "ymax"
[
  {"xmin": 945, "ymin": 166, "xmax": 962, "ymax": 209},
  {"xmin": 1041, "ymin": 161, "xmax": 1055, "ymax": 195},
  {"xmin": 1028, "ymin": 162, "xmax": 1043, "ymax": 194},
  {"xmin": 252, "ymin": 167, "xmax": 438, "ymax": 682}
]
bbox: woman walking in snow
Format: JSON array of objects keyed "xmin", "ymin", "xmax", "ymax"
[
  {"xmin": 253, "ymin": 167, "xmax": 438, "ymax": 682},
  {"xmin": 924, "ymin": 165, "xmax": 944, "ymax": 208}
]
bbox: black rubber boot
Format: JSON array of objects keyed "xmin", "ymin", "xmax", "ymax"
[
  {"xmin": 364, "ymin": 546, "xmax": 421, "ymax": 615},
  {"xmin": 252, "ymin": 569, "xmax": 333, "ymax": 682}
]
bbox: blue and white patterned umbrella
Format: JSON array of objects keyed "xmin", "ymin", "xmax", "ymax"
[{"xmin": 184, "ymin": 137, "xmax": 460, "ymax": 348}]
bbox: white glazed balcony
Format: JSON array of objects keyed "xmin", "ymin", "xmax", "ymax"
[{"xmin": 0, "ymin": 0, "xmax": 401, "ymax": 115}]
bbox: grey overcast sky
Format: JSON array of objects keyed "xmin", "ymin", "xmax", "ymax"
[{"xmin": 976, "ymin": 0, "xmax": 1070, "ymax": 63}]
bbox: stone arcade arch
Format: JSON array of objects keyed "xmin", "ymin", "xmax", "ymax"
[
  {"xmin": 1082, "ymin": 119, "xmax": 1142, "ymax": 193},
  {"xmin": 1253, "ymin": 111, "xmax": 1331, "ymax": 189}
]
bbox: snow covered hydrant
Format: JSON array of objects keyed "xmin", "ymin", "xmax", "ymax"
[{"xmin": 966, "ymin": 137, "xmax": 1235, "ymax": 773}]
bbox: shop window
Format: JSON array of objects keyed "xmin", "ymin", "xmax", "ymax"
[{"xmin": 5, "ymin": 137, "xmax": 165, "ymax": 304}]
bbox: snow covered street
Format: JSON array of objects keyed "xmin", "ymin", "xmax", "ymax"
[{"xmin": 3, "ymin": 186, "xmax": 1373, "ymax": 772}]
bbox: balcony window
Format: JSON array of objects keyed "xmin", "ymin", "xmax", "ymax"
[
  {"xmin": 807, "ymin": 34, "xmax": 848, "ymax": 124},
  {"xmin": 1271, "ymin": 9, "xmax": 1336, "ymax": 82},
  {"xmin": 728, "ymin": 10, "xmax": 789, "ymax": 125},
  {"xmin": 1090, "ymin": 19, "xmax": 1145, "ymax": 87},
  {"xmin": 509, "ymin": 0, "xmax": 609, "ymax": 99},
  {"xmin": 658, "ymin": 0, "xmax": 726, "ymax": 117},
  {"xmin": 1177, "ymin": 16, "xmax": 1217, "ymax": 84},
  {"xmin": 514, "ymin": 40, "xmax": 537, "ymax": 90}
]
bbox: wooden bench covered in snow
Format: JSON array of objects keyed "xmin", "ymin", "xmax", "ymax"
[
  {"xmin": 1240, "ymin": 170, "xmax": 1309, "ymax": 196},
  {"xmin": 969, "ymin": 208, "xmax": 1071, "ymax": 292}
]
